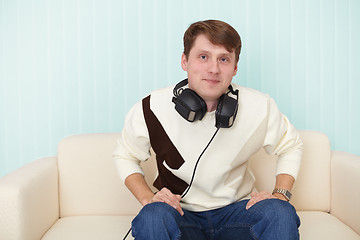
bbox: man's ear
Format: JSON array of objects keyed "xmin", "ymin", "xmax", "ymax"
[
  {"xmin": 181, "ymin": 53, "xmax": 188, "ymax": 71},
  {"xmin": 233, "ymin": 63, "xmax": 238, "ymax": 76}
]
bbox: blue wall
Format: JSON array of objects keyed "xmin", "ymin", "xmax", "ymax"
[{"xmin": 1, "ymin": 0, "xmax": 359, "ymax": 177}]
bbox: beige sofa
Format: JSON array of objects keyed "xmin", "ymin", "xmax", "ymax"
[{"xmin": 0, "ymin": 130, "xmax": 359, "ymax": 240}]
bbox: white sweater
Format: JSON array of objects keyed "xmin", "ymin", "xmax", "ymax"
[{"xmin": 113, "ymin": 84, "xmax": 302, "ymax": 212}]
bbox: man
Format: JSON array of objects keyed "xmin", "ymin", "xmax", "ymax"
[{"xmin": 114, "ymin": 20, "xmax": 302, "ymax": 240}]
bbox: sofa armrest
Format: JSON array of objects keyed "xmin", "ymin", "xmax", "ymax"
[
  {"xmin": 331, "ymin": 151, "xmax": 360, "ymax": 235},
  {"xmin": 0, "ymin": 157, "xmax": 59, "ymax": 240}
]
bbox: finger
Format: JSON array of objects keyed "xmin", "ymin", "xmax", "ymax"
[
  {"xmin": 154, "ymin": 190, "xmax": 177, "ymax": 205},
  {"xmin": 246, "ymin": 200, "xmax": 255, "ymax": 210},
  {"xmin": 175, "ymin": 195, "xmax": 184, "ymax": 216},
  {"xmin": 176, "ymin": 194, "xmax": 182, "ymax": 201},
  {"xmin": 161, "ymin": 189, "xmax": 182, "ymax": 207},
  {"xmin": 154, "ymin": 188, "xmax": 184, "ymax": 216},
  {"xmin": 253, "ymin": 191, "xmax": 274, "ymax": 201},
  {"xmin": 246, "ymin": 191, "xmax": 276, "ymax": 210},
  {"xmin": 246, "ymin": 191, "xmax": 260, "ymax": 209},
  {"xmin": 162, "ymin": 192, "xmax": 183, "ymax": 216}
]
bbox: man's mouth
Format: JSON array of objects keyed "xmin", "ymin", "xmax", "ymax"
[{"xmin": 203, "ymin": 78, "xmax": 220, "ymax": 84}]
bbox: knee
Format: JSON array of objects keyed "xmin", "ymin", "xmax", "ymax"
[
  {"xmin": 132, "ymin": 202, "xmax": 181, "ymax": 238},
  {"xmin": 263, "ymin": 199, "xmax": 300, "ymax": 225},
  {"xmin": 251, "ymin": 199, "xmax": 300, "ymax": 239},
  {"xmin": 132, "ymin": 202, "xmax": 179, "ymax": 226}
]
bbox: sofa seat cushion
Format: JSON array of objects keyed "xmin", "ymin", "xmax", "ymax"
[
  {"xmin": 41, "ymin": 216, "xmax": 134, "ymax": 240},
  {"xmin": 298, "ymin": 211, "xmax": 360, "ymax": 239},
  {"xmin": 41, "ymin": 212, "xmax": 360, "ymax": 240}
]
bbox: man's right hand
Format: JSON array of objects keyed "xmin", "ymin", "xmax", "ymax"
[
  {"xmin": 124, "ymin": 173, "xmax": 184, "ymax": 216},
  {"xmin": 149, "ymin": 187, "xmax": 184, "ymax": 216}
]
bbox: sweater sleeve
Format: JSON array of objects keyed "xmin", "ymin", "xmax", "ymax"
[
  {"xmin": 113, "ymin": 101, "xmax": 151, "ymax": 183},
  {"xmin": 263, "ymin": 97, "xmax": 303, "ymax": 180}
]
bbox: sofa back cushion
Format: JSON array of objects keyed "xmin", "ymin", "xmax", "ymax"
[
  {"xmin": 248, "ymin": 130, "xmax": 331, "ymax": 212},
  {"xmin": 58, "ymin": 130, "xmax": 331, "ymax": 216},
  {"xmin": 58, "ymin": 133, "xmax": 142, "ymax": 217}
]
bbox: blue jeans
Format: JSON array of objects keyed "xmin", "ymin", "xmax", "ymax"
[{"xmin": 131, "ymin": 199, "xmax": 300, "ymax": 240}]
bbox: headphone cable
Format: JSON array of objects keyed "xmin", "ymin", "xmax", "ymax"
[
  {"xmin": 123, "ymin": 227, "xmax": 132, "ymax": 240},
  {"xmin": 181, "ymin": 127, "xmax": 220, "ymax": 198}
]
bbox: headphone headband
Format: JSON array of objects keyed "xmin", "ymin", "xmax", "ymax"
[{"xmin": 173, "ymin": 79, "xmax": 189, "ymax": 97}]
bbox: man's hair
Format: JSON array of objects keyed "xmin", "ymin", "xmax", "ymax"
[{"xmin": 183, "ymin": 20, "xmax": 242, "ymax": 63}]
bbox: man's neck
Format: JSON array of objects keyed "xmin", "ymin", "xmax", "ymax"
[{"xmin": 206, "ymin": 100, "xmax": 218, "ymax": 112}]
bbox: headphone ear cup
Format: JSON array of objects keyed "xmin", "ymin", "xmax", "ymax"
[
  {"xmin": 215, "ymin": 94, "xmax": 238, "ymax": 128},
  {"xmin": 173, "ymin": 89, "xmax": 207, "ymax": 122}
]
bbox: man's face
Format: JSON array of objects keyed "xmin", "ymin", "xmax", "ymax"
[{"xmin": 181, "ymin": 34, "xmax": 238, "ymax": 106}]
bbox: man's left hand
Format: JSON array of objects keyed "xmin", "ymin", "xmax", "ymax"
[{"xmin": 246, "ymin": 191, "xmax": 281, "ymax": 210}]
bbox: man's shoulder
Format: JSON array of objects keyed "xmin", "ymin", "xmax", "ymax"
[
  {"xmin": 126, "ymin": 84, "xmax": 174, "ymax": 117},
  {"xmin": 147, "ymin": 84, "xmax": 174, "ymax": 104}
]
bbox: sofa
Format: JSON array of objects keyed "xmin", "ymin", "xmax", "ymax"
[{"xmin": 0, "ymin": 130, "xmax": 359, "ymax": 240}]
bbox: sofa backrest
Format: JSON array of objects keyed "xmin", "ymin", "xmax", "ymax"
[
  {"xmin": 57, "ymin": 133, "xmax": 141, "ymax": 217},
  {"xmin": 57, "ymin": 130, "xmax": 331, "ymax": 217},
  {"xmin": 248, "ymin": 130, "xmax": 331, "ymax": 212}
]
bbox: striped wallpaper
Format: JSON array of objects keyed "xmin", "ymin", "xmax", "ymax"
[{"xmin": 0, "ymin": 0, "xmax": 359, "ymax": 177}]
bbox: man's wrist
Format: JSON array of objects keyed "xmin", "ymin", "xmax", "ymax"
[
  {"xmin": 272, "ymin": 188, "xmax": 292, "ymax": 201},
  {"xmin": 140, "ymin": 192, "xmax": 156, "ymax": 206},
  {"xmin": 272, "ymin": 192, "xmax": 288, "ymax": 201}
]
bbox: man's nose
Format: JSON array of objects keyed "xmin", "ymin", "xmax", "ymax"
[{"xmin": 208, "ymin": 59, "xmax": 220, "ymax": 74}]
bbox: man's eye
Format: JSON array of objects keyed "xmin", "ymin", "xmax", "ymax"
[
  {"xmin": 220, "ymin": 58, "xmax": 228, "ymax": 62},
  {"xmin": 200, "ymin": 55, "xmax": 207, "ymax": 60}
]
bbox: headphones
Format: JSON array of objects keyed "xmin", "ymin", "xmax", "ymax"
[{"xmin": 172, "ymin": 79, "xmax": 239, "ymax": 128}]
